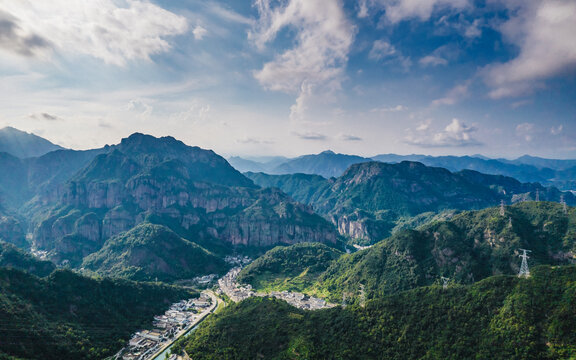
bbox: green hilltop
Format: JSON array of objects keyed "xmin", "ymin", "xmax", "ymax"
[{"xmin": 82, "ymin": 222, "xmax": 228, "ymax": 281}]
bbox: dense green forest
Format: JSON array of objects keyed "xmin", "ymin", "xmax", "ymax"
[
  {"xmin": 237, "ymin": 243, "xmax": 343, "ymax": 292},
  {"xmin": 0, "ymin": 241, "xmax": 55, "ymax": 277},
  {"xmin": 181, "ymin": 265, "xmax": 576, "ymax": 360},
  {"xmin": 0, "ymin": 268, "xmax": 195, "ymax": 360},
  {"xmin": 82, "ymin": 222, "xmax": 228, "ymax": 281},
  {"xmin": 238, "ymin": 202, "xmax": 576, "ymax": 302}
]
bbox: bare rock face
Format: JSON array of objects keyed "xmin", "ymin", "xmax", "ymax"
[{"xmin": 0, "ymin": 214, "xmax": 27, "ymax": 248}]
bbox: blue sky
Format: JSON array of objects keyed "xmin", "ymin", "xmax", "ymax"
[{"xmin": 0, "ymin": 0, "xmax": 575, "ymax": 158}]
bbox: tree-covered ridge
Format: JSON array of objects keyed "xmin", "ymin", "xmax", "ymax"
[
  {"xmin": 319, "ymin": 202, "xmax": 576, "ymax": 301},
  {"xmin": 238, "ymin": 202, "xmax": 576, "ymax": 302},
  {"xmin": 246, "ymin": 162, "xmax": 576, "ymax": 243},
  {"xmin": 0, "ymin": 241, "xmax": 55, "ymax": 277},
  {"xmin": 0, "ymin": 267, "xmax": 194, "ymax": 360},
  {"xmin": 181, "ymin": 265, "xmax": 576, "ymax": 360},
  {"xmin": 82, "ymin": 222, "xmax": 228, "ymax": 281},
  {"xmin": 236, "ymin": 243, "xmax": 343, "ymax": 292}
]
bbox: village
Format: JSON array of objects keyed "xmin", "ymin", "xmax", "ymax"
[
  {"xmin": 218, "ymin": 267, "xmax": 336, "ymax": 310},
  {"xmin": 115, "ymin": 259, "xmax": 334, "ymax": 360},
  {"xmin": 116, "ymin": 292, "xmax": 214, "ymax": 360}
]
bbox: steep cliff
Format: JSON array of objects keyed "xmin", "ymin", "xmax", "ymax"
[{"xmin": 31, "ymin": 134, "xmax": 338, "ymax": 265}]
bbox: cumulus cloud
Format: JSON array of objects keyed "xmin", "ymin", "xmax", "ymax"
[
  {"xmin": 192, "ymin": 26, "xmax": 208, "ymax": 40},
  {"xmin": 405, "ymin": 118, "xmax": 481, "ymax": 147},
  {"xmin": 339, "ymin": 134, "xmax": 363, "ymax": 141},
  {"xmin": 0, "ymin": 0, "xmax": 188, "ymax": 66},
  {"xmin": 483, "ymin": 0, "xmax": 576, "ymax": 98},
  {"xmin": 250, "ymin": 0, "xmax": 355, "ymax": 122},
  {"xmin": 293, "ymin": 131, "xmax": 328, "ymax": 141}
]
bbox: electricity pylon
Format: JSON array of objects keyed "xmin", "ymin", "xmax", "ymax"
[
  {"xmin": 518, "ymin": 249, "xmax": 531, "ymax": 278},
  {"xmin": 500, "ymin": 200, "xmax": 506, "ymax": 216},
  {"xmin": 561, "ymin": 195, "xmax": 568, "ymax": 215},
  {"xmin": 441, "ymin": 277, "xmax": 450, "ymax": 290}
]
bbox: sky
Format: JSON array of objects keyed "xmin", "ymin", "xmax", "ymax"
[{"xmin": 0, "ymin": 0, "xmax": 575, "ymax": 159}]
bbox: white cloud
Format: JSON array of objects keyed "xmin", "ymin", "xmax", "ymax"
[
  {"xmin": 419, "ymin": 55, "xmax": 447, "ymax": 67},
  {"xmin": 405, "ymin": 118, "xmax": 481, "ymax": 147},
  {"xmin": 484, "ymin": 0, "xmax": 576, "ymax": 98},
  {"xmin": 551, "ymin": 125, "xmax": 563, "ymax": 136},
  {"xmin": 371, "ymin": 105, "xmax": 406, "ymax": 112},
  {"xmin": 369, "ymin": 39, "xmax": 411, "ymax": 70},
  {"xmin": 192, "ymin": 26, "xmax": 208, "ymax": 40},
  {"xmin": 369, "ymin": 40, "xmax": 396, "ymax": 60},
  {"xmin": 516, "ymin": 122, "xmax": 535, "ymax": 142},
  {"xmin": 419, "ymin": 44, "xmax": 460, "ymax": 67},
  {"xmin": 358, "ymin": 0, "xmax": 469, "ymax": 24},
  {"xmin": 0, "ymin": 0, "xmax": 188, "ymax": 66},
  {"xmin": 250, "ymin": 0, "xmax": 355, "ymax": 122},
  {"xmin": 432, "ymin": 82, "xmax": 469, "ymax": 106},
  {"xmin": 415, "ymin": 119, "xmax": 432, "ymax": 131},
  {"xmin": 127, "ymin": 98, "xmax": 153, "ymax": 118}
]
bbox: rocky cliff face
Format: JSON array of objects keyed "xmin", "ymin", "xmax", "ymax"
[
  {"xmin": 0, "ymin": 213, "xmax": 26, "ymax": 249},
  {"xmin": 30, "ymin": 134, "xmax": 338, "ymax": 264}
]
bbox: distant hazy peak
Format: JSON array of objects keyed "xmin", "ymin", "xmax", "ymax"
[{"xmin": 0, "ymin": 126, "xmax": 64, "ymax": 158}]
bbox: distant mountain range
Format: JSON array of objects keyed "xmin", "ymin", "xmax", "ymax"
[
  {"xmin": 0, "ymin": 126, "xmax": 63, "ymax": 158},
  {"xmin": 230, "ymin": 151, "xmax": 576, "ymax": 190},
  {"xmin": 246, "ymin": 161, "xmax": 575, "ymax": 243}
]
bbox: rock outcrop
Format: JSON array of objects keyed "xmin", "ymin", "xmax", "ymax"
[{"xmin": 30, "ymin": 134, "xmax": 338, "ymax": 264}]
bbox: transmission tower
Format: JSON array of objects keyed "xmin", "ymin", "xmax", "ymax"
[
  {"xmin": 441, "ymin": 276, "xmax": 450, "ymax": 290},
  {"xmin": 508, "ymin": 217, "xmax": 513, "ymax": 229},
  {"xmin": 359, "ymin": 284, "xmax": 366, "ymax": 307},
  {"xmin": 518, "ymin": 249, "xmax": 532, "ymax": 278},
  {"xmin": 535, "ymin": 189, "xmax": 540, "ymax": 202},
  {"xmin": 500, "ymin": 200, "xmax": 506, "ymax": 216},
  {"xmin": 342, "ymin": 292, "xmax": 347, "ymax": 308},
  {"xmin": 561, "ymin": 195, "xmax": 568, "ymax": 215}
]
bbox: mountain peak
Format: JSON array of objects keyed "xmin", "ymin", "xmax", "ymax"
[
  {"xmin": 320, "ymin": 150, "xmax": 335, "ymax": 155},
  {"xmin": 0, "ymin": 126, "xmax": 64, "ymax": 158}
]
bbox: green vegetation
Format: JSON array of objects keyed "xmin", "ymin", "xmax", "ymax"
[
  {"xmin": 234, "ymin": 202, "xmax": 576, "ymax": 302},
  {"xmin": 237, "ymin": 243, "xmax": 342, "ymax": 292},
  {"xmin": 0, "ymin": 267, "xmax": 195, "ymax": 360},
  {"xmin": 0, "ymin": 241, "xmax": 55, "ymax": 277},
  {"xmin": 181, "ymin": 265, "xmax": 576, "ymax": 360},
  {"xmin": 82, "ymin": 223, "xmax": 228, "ymax": 282}
]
